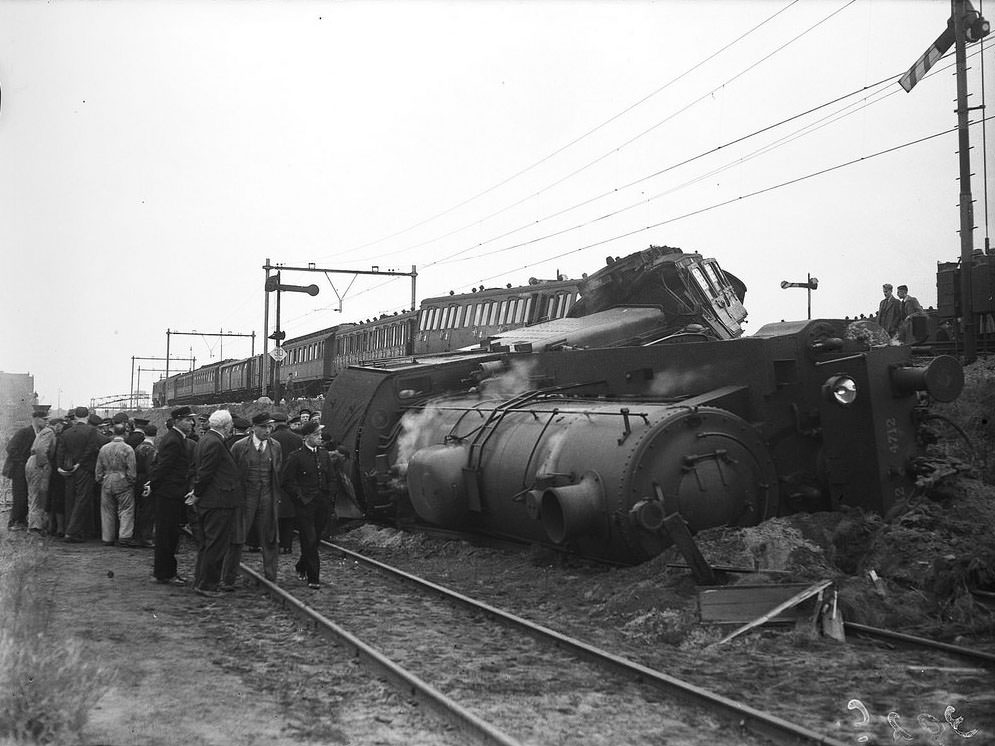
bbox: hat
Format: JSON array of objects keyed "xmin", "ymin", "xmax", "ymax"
[
  {"xmin": 197, "ymin": 413, "xmax": 209, "ymax": 421},
  {"xmin": 289, "ymin": 415, "xmax": 301, "ymax": 424},
  {"xmin": 299, "ymin": 409, "xmax": 312, "ymax": 416},
  {"xmin": 271, "ymin": 412, "xmax": 289, "ymax": 423},
  {"xmin": 74, "ymin": 406, "xmax": 90, "ymax": 419},
  {"xmin": 232, "ymin": 415, "xmax": 251, "ymax": 430},
  {"xmin": 100, "ymin": 417, "xmax": 112, "ymax": 426},
  {"xmin": 112, "ymin": 412, "xmax": 130, "ymax": 424},
  {"xmin": 251, "ymin": 412, "xmax": 275, "ymax": 426},
  {"xmin": 170, "ymin": 406, "xmax": 195, "ymax": 419},
  {"xmin": 300, "ymin": 420, "xmax": 322, "ymax": 437},
  {"xmin": 32, "ymin": 405, "xmax": 51, "ymax": 418},
  {"xmin": 133, "ymin": 418, "xmax": 150, "ymax": 428},
  {"xmin": 49, "ymin": 417, "xmax": 65, "ymax": 427},
  {"xmin": 87, "ymin": 413, "xmax": 103, "ymax": 426},
  {"xmin": 144, "ymin": 423, "xmax": 158, "ymax": 436}
]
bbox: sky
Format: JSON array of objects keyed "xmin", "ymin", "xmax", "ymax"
[{"xmin": 1, "ymin": 0, "xmax": 993, "ymax": 410}]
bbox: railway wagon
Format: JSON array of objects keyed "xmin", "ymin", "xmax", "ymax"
[
  {"xmin": 157, "ymin": 245, "xmax": 748, "ymax": 406},
  {"xmin": 937, "ymin": 252, "xmax": 995, "ymax": 339},
  {"xmin": 277, "ymin": 328, "xmax": 339, "ymax": 399},
  {"xmin": 414, "ymin": 278, "xmax": 581, "ymax": 354},
  {"xmin": 322, "ymin": 247, "xmax": 962, "ymax": 565}
]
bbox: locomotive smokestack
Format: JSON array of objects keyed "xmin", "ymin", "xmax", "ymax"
[{"xmin": 540, "ymin": 473, "xmax": 605, "ymax": 544}]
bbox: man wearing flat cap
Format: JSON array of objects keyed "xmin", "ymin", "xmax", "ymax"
[
  {"xmin": 281, "ymin": 419, "xmax": 334, "ymax": 589},
  {"xmin": 24, "ymin": 406, "xmax": 56, "ymax": 533},
  {"xmin": 228, "ymin": 412, "xmax": 284, "ymax": 582},
  {"xmin": 56, "ymin": 406, "xmax": 109, "ymax": 542},
  {"xmin": 149, "ymin": 406, "xmax": 197, "ymax": 584}
]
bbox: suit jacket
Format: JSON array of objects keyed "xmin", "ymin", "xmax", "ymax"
[
  {"xmin": 281, "ymin": 445, "xmax": 335, "ymax": 506},
  {"xmin": 230, "ymin": 436, "xmax": 284, "ymax": 497},
  {"xmin": 150, "ymin": 427, "xmax": 192, "ymax": 500},
  {"xmin": 230, "ymin": 435, "xmax": 283, "ymax": 541},
  {"xmin": 193, "ymin": 429, "xmax": 244, "ymax": 509}
]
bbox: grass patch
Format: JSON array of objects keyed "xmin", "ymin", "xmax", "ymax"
[{"xmin": 0, "ymin": 542, "xmax": 115, "ymax": 745}]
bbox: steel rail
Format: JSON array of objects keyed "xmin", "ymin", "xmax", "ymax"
[
  {"xmin": 322, "ymin": 541, "xmax": 850, "ymax": 746},
  {"xmin": 844, "ymin": 621, "xmax": 995, "ymax": 666},
  {"xmin": 238, "ymin": 565, "xmax": 525, "ymax": 746}
]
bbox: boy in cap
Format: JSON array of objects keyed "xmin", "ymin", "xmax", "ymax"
[{"xmin": 280, "ymin": 420, "xmax": 333, "ymax": 589}]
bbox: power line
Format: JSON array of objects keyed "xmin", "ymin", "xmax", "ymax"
[
  {"xmin": 338, "ymin": 0, "xmax": 857, "ymax": 269},
  {"xmin": 312, "ymin": 0, "xmax": 802, "ymax": 264},
  {"xmin": 469, "ymin": 116, "xmax": 993, "ymax": 288}
]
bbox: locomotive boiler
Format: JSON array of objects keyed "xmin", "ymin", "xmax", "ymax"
[{"xmin": 322, "ymin": 251, "xmax": 964, "ymax": 564}]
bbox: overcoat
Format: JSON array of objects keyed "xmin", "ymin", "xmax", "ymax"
[{"xmin": 192, "ymin": 429, "xmax": 244, "ymax": 509}]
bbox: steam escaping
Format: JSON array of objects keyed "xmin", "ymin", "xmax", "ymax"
[
  {"xmin": 478, "ymin": 358, "xmax": 538, "ymax": 399},
  {"xmin": 646, "ymin": 364, "xmax": 717, "ymax": 399},
  {"xmin": 395, "ymin": 405, "xmax": 449, "ymax": 476}
]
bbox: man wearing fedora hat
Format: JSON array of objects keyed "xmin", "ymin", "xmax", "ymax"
[
  {"xmin": 228, "ymin": 412, "xmax": 284, "ymax": 582},
  {"xmin": 149, "ymin": 406, "xmax": 197, "ymax": 584}
]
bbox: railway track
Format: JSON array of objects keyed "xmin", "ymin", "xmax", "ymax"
[{"xmin": 237, "ymin": 541, "xmax": 854, "ymax": 746}]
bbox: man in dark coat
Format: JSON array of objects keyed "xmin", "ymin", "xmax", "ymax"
[
  {"xmin": 150, "ymin": 406, "xmax": 197, "ymax": 584},
  {"xmin": 4, "ymin": 414, "xmax": 37, "ymax": 531},
  {"xmin": 56, "ymin": 407, "xmax": 109, "ymax": 541},
  {"xmin": 280, "ymin": 420, "xmax": 334, "ymax": 589},
  {"xmin": 877, "ymin": 283, "xmax": 902, "ymax": 337},
  {"xmin": 190, "ymin": 410, "xmax": 244, "ymax": 596},
  {"xmin": 269, "ymin": 412, "xmax": 301, "ymax": 555}
]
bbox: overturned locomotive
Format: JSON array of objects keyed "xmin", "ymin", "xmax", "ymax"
[{"xmin": 322, "ymin": 246, "xmax": 963, "ymax": 565}]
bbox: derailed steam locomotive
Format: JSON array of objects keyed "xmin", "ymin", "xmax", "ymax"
[{"xmin": 323, "ymin": 246, "xmax": 964, "ymax": 565}]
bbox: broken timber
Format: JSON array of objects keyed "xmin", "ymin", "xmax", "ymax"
[
  {"xmin": 711, "ymin": 579, "xmax": 834, "ymax": 646},
  {"xmin": 662, "ymin": 512, "xmax": 715, "ymax": 585}
]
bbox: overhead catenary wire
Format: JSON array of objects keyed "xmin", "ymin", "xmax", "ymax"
[
  {"xmin": 336, "ymin": 0, "xmax": 857, "ymax": 268},
  {"xmin": 314, "ymin": 0, "xmax": 802, "ymax": 264},
  {"xmin": 280, "ymin": 115, "xmax": 990, "ymax": 331},
  {"xmin": 469, "ymin": 115, "xmax": 994, "ymax": 288}
]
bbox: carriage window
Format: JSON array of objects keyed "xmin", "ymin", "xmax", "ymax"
[
  {"xmin": 546, "ymin": 296, "xmax": 557, "ymax": 319},
  {"xmin": 689, "ymin": 265, "xmax": 717, "ymax": 299},
  {"xmin": 705, "ymin": 262, "xmax": 732, "ymax": 295}
]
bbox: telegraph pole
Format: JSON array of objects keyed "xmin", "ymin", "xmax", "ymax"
[
  {"xmin": 953, "ymin": 0, "xmax": 986, "ymax": 363},
  {"xmin": 899, "ymin": 0, "xmax": 988, "ymax": 363}
]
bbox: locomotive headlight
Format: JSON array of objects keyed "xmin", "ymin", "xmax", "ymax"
[{"xmin": 823, "ymin": 375, "xmax": 857, "ymax": 406}]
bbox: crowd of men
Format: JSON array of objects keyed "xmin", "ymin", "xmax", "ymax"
[{"xmin": 3, "ymin": 404, "xmax": 350, "ymax": 596}]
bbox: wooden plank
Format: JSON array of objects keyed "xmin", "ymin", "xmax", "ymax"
[
  {"xmin": 698, "ymin": 584, "xmax": 819, "ymax": 623},
  {"xmin": 661, "ymin": 512, "xmax": 715, "ymax": 585},
  {"xmin": 712, "ymin": 580, "xmax": 834, "ymax": 646}
]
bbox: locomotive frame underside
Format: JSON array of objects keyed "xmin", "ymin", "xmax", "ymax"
[{"xmin": 322, "ymin": 318, "xmax": 963, "ymax": 565}]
